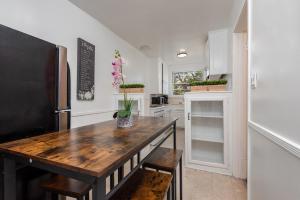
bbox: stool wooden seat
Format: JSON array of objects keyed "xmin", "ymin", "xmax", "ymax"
[
  {"xmin": 143, "ymin": 147, "xmax": 183, "ymax": 200},
  {"xmin": 40, "ymin": 174, "xmax": 91, "ymax": 200},
  {"xmin": 109, "ymin": 169, "xmax": 172, "ymax": 200}
]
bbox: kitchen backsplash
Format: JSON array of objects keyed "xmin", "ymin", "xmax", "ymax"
[{"xmin": 168, "ymin": 96, "xmax": 184, "ymax": 105}]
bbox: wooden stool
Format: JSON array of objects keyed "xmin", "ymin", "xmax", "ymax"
[
  {"xmin": 109, "ymin": 169, "xmax": 172, "ymax": 200},
  {"xmin": 40, "ymin": 174, "xmax": 91, "ymax": 200},
  {"xmin": 143, "ymin": 147, "xmax": 183, "ymax": 200}
]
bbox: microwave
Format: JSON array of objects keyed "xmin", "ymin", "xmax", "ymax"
[{"xmin": 150, "ymin": 94, "xmax": 168, "ymax": 106}]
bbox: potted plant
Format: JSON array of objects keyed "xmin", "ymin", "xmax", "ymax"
[
  {"xmin": 119, "ymin": 83, "xmax": 145, "ymax": 93},
  {"xmin": 190, "ymin": 79, "xmax": 228, "ymax": 92},
  {"xmin": 111, "ymin": 50, "xmax": 134, "ymax": 128}
]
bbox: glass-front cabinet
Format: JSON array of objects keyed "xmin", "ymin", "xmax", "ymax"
[{"xmin": 184, "ymin": 92, "xmax": 232, "ymax": 175}]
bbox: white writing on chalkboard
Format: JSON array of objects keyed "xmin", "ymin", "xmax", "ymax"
[{"xmin": 77, "ymin": 38, "xmax": 95, "ymax": 101}]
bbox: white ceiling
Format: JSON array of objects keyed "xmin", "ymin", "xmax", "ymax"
[{"xmin": 69, "ymin": 0, "xmax": 235, "ymax": 65}]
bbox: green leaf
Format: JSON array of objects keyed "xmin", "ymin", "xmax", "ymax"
[
  {"xmin": 119, "ymin": 83, "xmax": 145, "ymax": 88},
  {"xmin": 117, "ymin": 110, "xmax": 131, "ymax": 118},
  {"xmin": 190, "ymin": 79, "xmax": 228, "ymax": 86}
]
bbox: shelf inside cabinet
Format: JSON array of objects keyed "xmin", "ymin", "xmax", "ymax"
[
  {"xmin": 192, "ymin": 135, "xmax": 224, "ymax": 143},
  {"xmin": 192, "ymin": 112, "xmax": 223, "ymax": 119},
  {"xmin": 191, "ymin": 140, "xmax": 224, "ymax": 164}
]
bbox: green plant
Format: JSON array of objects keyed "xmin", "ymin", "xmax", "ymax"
[
  {"xmin": 118, "ymin": 98, "xmax": 133, "ymax": 118},
  {"xmin": 188, "ymin": 70, "xmax": 203, "ymax": 83},
  {"xmin": 190, "ymin": 79, "xmax": 228, "ymax": 86},
  {"xmin": 119, "ymin": 83, "xmax": 145, "ymax": 89},
  {"xmin": 112, "ymin": 50, "xmax": 135, "ymax": 119}
]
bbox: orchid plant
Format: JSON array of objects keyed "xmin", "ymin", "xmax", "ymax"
[{"xmin": 112, "ymin": 50, "xmax": 133, "ymax": 119}]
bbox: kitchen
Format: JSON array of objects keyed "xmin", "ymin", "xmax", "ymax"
[{"xmin": 1, "ymin": 0, "xmax": 300, "ymax": 200}]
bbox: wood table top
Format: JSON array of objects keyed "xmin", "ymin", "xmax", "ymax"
[{"xmin": 0, "ymin": 117, "xmax": 176, "ymax": 177}]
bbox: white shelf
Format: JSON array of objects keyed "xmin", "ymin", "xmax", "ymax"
[
  {"xmin": 192, "ymin": 113, "xmax": 223, "ymax": 119},
  {"xmin": 192, "ymin": 135, "xmax": 224, "ymax": 143},
  {"xmin": 191, "ymin": 140, "xmax": 224, "ymax": 164}
]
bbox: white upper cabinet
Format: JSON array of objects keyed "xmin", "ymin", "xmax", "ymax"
[{"xmin": 208, "ymin": 29, "xmax": 229, "ymax": 75}]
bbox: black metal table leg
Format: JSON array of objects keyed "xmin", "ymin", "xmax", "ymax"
[
  {"xmin": 51, "ymin": 193, "xmax": 59, "ymax": 200},
  {"xmin": 110, "ymin": 173, "xmax": 114, "ymax": 190},
  {"xmin": 172, "ymin": 172, "xmax": 176, "ymax": 200},
  {"xmin": 179, "ymin": 157, "xmax": 183, "ymax": 200},
  {"xmin": 137, "ymin": 152, "xmax": 141, "ymax": 163},
  {"xmin": 173, "ymin": 122, "xmax": 177, "ymax": 150},
  {"xmin": 173, "ymin": 121, "xmax": 177, "ymax": 200},
  {"xmin": 92, "ymin": 177, "xmax": 106, "ymax": 200},
  {"xmin": 3, "ymin": 158, "xmax": 16, "ymax": 200}
]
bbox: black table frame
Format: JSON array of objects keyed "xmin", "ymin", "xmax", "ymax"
[{"xmin": 2, "ymin": 121, "xmax": 177, "ymax": 200}]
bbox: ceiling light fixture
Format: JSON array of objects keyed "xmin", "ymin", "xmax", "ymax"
[{"xmin": 177, "ymin": 49, "xmax": 188, "ymax": 58}]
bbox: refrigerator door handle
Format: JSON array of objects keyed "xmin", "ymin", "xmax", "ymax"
[
  {"xmin": 57, "ymin": 46, "xmax": 68, "ymax": 110},
  {"xmin": 57, "ymin": 111, "xmax": 70, "ymax": 131}
]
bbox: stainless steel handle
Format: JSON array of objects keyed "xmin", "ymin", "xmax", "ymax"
[{"xmin": 57, "ymin": 46, "xmax": 68, "ymax": 110}]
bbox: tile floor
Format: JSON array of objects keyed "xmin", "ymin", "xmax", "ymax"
[{"xmin": 161, "ymin": 128, "xmax": 247, "ymax": 200}]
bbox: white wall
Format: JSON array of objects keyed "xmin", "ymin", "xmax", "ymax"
[
  {"xmin": 0, "ymin": 0, "xmax": 151, "ymax": 128},
  {"xmin": 230, "ymin": 0, "xmax": 247, "ymax": 29},
  {"xmin": 248, "ymin": 0, "xmax": 300, "ymax": 199}
]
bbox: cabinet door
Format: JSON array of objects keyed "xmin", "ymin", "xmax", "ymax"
[
  {"xmin": 209, "ymin": 29, "xmax": 229, "ymax": 75},
  {"xmin": 185, "ymin": 96, "xmax": 231, "ymax": 171},
  {"xmin": 185, "ymin": 99, "xmax": 192, "ymax": 164}
]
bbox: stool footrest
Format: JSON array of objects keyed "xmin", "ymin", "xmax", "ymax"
[
  {"xmin": 109, "ymin": 169, "xmax": 172, "ymax": 200},
  {"xmin": 40, "ymin": 175, "xmax": 91, "ymax": 199}
]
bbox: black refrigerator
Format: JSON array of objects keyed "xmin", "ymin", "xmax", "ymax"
[{"xmin": 0, "ymin": 25, "xmax": 71, "ymax": 199}]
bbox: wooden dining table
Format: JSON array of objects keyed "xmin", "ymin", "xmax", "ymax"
[{"xmin": 0, "ymin": 116, "xmax": 177, "ymax": 200}]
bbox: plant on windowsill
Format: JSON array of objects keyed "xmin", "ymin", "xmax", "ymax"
[
  {"xmin": 111, "ymin": 50, "xmax": 134, "ymax": 128},
  {"xmin": 119, "ymin": 83, "xmax": 145, "ymax": 93},
  {"xmin": 189, "ymin": 79, "xmax": 228, "ymax": 92}
]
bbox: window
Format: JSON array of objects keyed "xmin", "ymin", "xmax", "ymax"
[{"xmin": 172, "ymin": 71, "xmax": 203, "ymax": 95}]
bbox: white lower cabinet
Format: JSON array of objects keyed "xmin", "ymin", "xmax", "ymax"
[
  {"xmin": 171, "ymin": 109, "xmax": 185, "ymax": 128},
  {"xmin": 184, "ymin": 92, "xmax": 232, "ymax": 175}
]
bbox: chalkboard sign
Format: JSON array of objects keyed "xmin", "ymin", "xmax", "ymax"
[{"xmin": 77, "ymin": 38, "xmax": 95, "ymax": 101}]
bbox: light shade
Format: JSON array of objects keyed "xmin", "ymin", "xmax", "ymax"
[{"xmin": 177, "ymin": 49, "xmax": 188, "ymax": 58}]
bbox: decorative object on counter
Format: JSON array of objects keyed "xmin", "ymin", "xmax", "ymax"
[
  {"xmin": 111, "ymin": 50, "xmax": 134, "ymax": 128},
  {"xmin": 119, "ymin": 83, "xmax": 145, "ymax": 93},
  {"xmin": 77, "ymin": 38, "xmax": 95, "ymax": 101},
  {"xmin": 190, "ymin": 79, "xmax": 227, "ymax": 91}
]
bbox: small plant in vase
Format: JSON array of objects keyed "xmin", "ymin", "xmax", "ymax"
[{"xmin": 111, "ymin": 50, "xmax": 134, "ymax": 128}]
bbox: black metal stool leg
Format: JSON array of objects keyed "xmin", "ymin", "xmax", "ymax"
[
  {"xmin": 174, "ymin": 169, "xmax": 177, "ymax": 200},
  {"xmin": 172, "ymin": 170, "xmax": 176, "ymax": 200},
  {"xmin": 167, "ymin": 187, "xmax": 171, "ymax": 200},
  {"xmin": 179, "ymin": 157, "xmax": 183, "ymax": 200}
]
